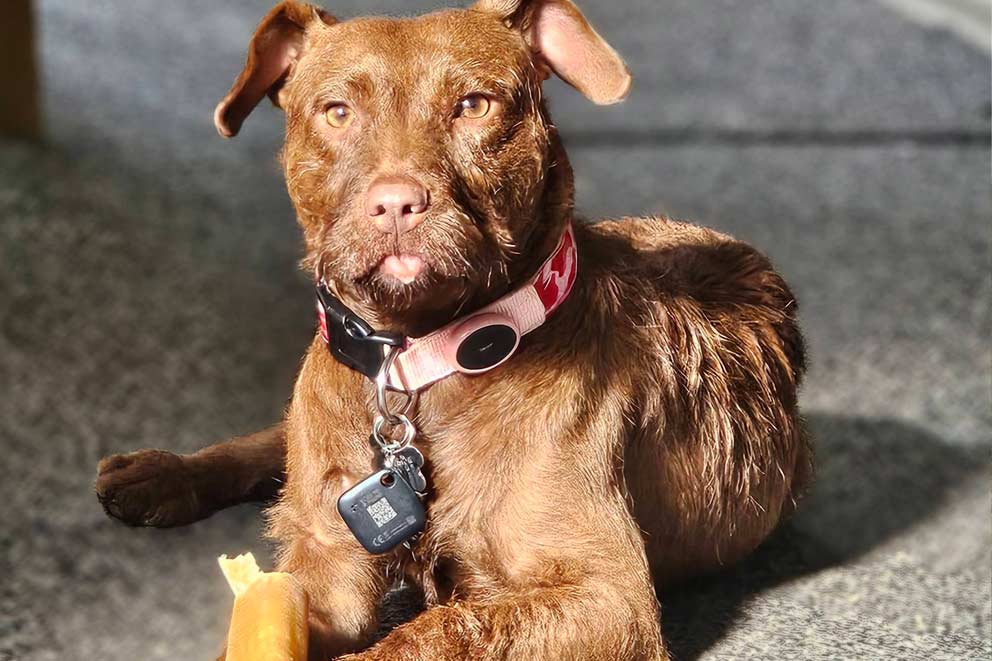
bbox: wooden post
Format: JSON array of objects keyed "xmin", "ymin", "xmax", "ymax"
[{"xmin": 0, "ymin": 0, "xmax": 41, "ymax": 139}]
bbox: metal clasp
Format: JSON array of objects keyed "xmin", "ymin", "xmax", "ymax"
[{"xmin": 371, "ymin": 344, "xmax": 418, "ymax": 456}]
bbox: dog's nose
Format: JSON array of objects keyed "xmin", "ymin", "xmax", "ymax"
[{"xmin": 365, "ymin": 176, "xmax": 430, "ymax": 234}]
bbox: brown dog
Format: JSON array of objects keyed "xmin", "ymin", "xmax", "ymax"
[{"xmin": 96, "ymin": 1, "xmax": 810, "ymax": 659}]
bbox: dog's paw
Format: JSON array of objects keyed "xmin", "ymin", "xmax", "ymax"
[{"xmin": 95, "ymin": 449, "xmax": 203, "ymax": 527}]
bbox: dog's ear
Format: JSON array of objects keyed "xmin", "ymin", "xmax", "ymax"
[
  {"xmin": 472, "ymin": 0, "xmax": 631, "ymax": 105},
  {"xmin": 214, "ymin": 1, "xmax": 334, "ymax": 137}
]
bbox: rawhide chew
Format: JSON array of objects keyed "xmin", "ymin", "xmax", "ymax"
[{"xmin": 219, "ymin": 552, "xmax": 309, "ymax": 661}]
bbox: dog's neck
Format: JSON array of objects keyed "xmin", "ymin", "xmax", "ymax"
[{"xmin": 332, "ymin": 135, "xmax": 575, "ymax": 339}]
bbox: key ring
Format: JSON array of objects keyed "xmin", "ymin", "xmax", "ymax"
[{"xmin": 372, "ymin": 413, "xmax": 416, "ymax": 455}]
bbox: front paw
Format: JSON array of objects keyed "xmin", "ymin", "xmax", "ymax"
[{"xmin": 95, "ymin": 449, "xmax": 202, "ymax": 527}]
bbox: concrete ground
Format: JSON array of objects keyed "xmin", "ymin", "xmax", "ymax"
[{"xmin": 1, "ymin": 1, "xmax": 989, "ymax": 659}]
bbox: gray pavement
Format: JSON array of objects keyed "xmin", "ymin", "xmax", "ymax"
[{"xmin": 2, "ymin": 1, "xmax": 990, "ymax": 659}]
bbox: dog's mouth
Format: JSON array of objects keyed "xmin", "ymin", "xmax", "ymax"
[
  {"xmin": 317, "ymin": 208, "xmax": 500, "ymax": 320},
  {"xmin": 334, "ymin": 241, "xmax": 489, "ymax": 328},
  {"xmin": 377, "ymin": 254, "xmax": 425, "ymax": 285},
  {"xmin": 352, "ymin": 248, "xmax": 468, "ymax": 300},
  {"xmin": 356, "ymin": 250, "xmax": 436, "ymax": 291}
]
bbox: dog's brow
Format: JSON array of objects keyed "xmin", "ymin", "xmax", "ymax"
[
  {"xmin": 425, "ymin": 61, "xmax": 521, "ymax": 101},
  {"xmin": 313, "ymin": 73, "xmax": 377, "ymax": 106}
]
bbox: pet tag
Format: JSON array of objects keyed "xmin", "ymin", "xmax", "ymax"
[
  {"xmin": 386, "ymin": 445, "xmax": 428, "ymax": 494},
  {"xmin": 337, "ymin": 468, "xmax": 426, "ymax": 554}
]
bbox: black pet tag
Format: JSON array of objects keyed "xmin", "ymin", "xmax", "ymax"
[
  {"xmin": 387, "ymin": 445, "xmax": 428, "ymax": 494},
  {"xmin": 337, "ymin": 469, "xmax": 426, "ymax": 554}
]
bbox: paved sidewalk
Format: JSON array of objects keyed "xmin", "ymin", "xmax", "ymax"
[{"xmin": 2, "ymin": 1, "xmax": 989, "ymax": 659}]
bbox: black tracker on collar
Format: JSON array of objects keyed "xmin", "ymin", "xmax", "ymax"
[{"xmin": 315, "ymin": 283, "xmax": 404, "ymax": 380}]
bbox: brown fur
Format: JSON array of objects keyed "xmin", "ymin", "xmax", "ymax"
[{"xmin": 96, "ymin": 2, "xmax": 809, "ymax": 659}]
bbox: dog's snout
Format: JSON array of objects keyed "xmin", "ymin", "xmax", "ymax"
[{"xmin": 366, "ymin": 176, "xmax": 430, "ymax": 235}]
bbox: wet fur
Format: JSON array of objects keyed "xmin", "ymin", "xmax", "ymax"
[{"xmin": 96, "ymin": 2, "xmax": 809, "ymax": 659}]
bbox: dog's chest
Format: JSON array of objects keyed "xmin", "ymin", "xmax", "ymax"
[
  {"xmin": 394, "ymin": 357, "xmax": 592, "ymax": 591},
  {"xmin": 408, "ymin": 426, "xmax": 561, "ymax": 593}
]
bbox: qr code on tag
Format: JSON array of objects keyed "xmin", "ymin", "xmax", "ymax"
[{"xmin": 366, "ymin": 497, "xmax": 397, "ymax": 527}]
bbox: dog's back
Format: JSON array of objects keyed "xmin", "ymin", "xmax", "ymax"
[{"xmin": 579, "ymin": 217, "xmax": 809, "ymax": 584}]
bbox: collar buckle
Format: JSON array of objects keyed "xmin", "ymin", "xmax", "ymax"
[{"xmin": 316, "ymin": 284, "xmax": 404, "ymax": 379}]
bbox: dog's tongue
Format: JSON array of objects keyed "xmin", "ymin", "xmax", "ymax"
[{"xmin": 380, "ymin": 255, "xmax": 424, "ymax": 284}]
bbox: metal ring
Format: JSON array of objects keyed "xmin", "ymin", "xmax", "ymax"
[{"xmin": 372, "ymin": 414, "xmax": 416, "ymax": 454}]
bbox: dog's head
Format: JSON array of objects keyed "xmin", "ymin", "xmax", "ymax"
[{"xmin": 216, "ymin": 0, "xmax": 629, "ymax": 332}]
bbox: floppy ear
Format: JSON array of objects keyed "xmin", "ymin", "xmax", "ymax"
[
  {"xmin": 214, "ymin": 1, "xmax": 334, "ymax": 137},
  {"xmin": 472, "ymin": 0, "xmax": 631, "ymax": 105}
]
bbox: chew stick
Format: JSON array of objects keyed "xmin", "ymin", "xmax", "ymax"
[{"xmin": 219, "ymin": 553, "xmax": 309, "ymax": 661}]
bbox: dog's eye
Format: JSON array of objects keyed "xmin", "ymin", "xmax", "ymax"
[
  {"xmin": 324, "ymin": 104, "xmax": 355, "ymax": 129},
  {"xmin": 456, "ymin": 94, "xmax": 491, "ymax": 120}
]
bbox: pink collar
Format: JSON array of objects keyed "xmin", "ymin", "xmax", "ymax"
[{"xmin": 317, "ymin": 223, "xmax": 578, "ymax": 392}]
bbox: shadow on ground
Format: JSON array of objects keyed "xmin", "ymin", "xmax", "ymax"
[{"xmin": 659, "ymin": 413, "xmax": 987, "ymax": 660}]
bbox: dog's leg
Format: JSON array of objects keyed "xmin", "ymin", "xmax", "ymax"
[
  {"xmin": 339, "ymin": 572, "xmax": 668, "ymax": 661},
  {"xmin": 95, "ymin": 423, "xmax": 285, "ymax": 527},
  {"xmin": 269, "ymin": 511, "xmax": 390, "ymax": 660},
  {"xmin": 332, "ymin": 491, "xmax": 668, "ymax": 661}
]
